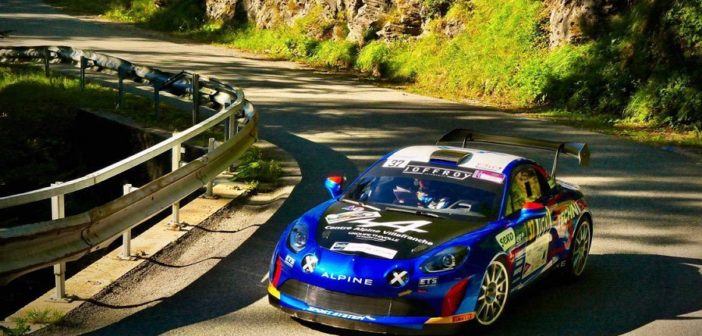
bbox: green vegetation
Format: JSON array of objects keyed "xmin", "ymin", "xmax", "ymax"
[
  {"xmin": 0, "ymin": 64, "xmax": 189, "ymax": 197},
  {"xmin": 0, "ymin": 308, "xmax": 64, "ymax": 335},
  {"xmin": 46, "ymin": 0, "xmax": 702, "ymax": 146},
  {"xmin": 232, "ymin": 147, "xmax": 282, "ymax": 184},
  {"xmin": 12, "ymin": 308, "xmax": 63, "ymax": 325}
]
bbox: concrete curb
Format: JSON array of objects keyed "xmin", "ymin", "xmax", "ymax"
[{"xmin": 0, "ymin": 140, "xmax": 300, "ymax": 335}]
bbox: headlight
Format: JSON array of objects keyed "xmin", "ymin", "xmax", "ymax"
[
  {"xmin": 421, "ymin": 246, "xmax": 469, "ymax": 273},
  {"xmin": 287, "ymin": 220, "xmax": 308, "ymax": 253}
]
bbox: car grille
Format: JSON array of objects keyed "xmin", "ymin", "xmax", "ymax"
[{"xmin": 278, "ymin": 279, "xmax": 434, "ymax": 316}]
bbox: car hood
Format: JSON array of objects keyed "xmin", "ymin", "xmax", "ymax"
[{"xmin": 315, "ymin": 202, "xmax": 486, "ymax": 259}]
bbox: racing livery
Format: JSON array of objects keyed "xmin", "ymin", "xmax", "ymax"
[{"xmin": 268, "ymin": 129, "xmax": 593, "ymax": 334}]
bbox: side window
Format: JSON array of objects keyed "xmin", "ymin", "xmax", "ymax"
[{"xmin": 505, "ymin": 165, "xmax": 543, "ymax": 217}]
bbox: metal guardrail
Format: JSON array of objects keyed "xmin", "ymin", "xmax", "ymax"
[{"xmin": 0, "ymin": 46, "xmax": 258, "ymax": 288}]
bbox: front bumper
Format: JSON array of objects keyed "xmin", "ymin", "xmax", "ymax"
[{"xmin": 269, "ymin": 282, "xmax": 475, "ymax": 335}]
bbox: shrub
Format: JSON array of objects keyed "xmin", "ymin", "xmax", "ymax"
[
  {"xmin": 311, "ymin": 40, "xmax": 357, "ymax": 68},
  {"xmin": 233, "ymin": 147, "xmax": 282, "ymax": 183},
  {"xmin": 356, "ymin": 41, "xmax": 390, "ymax": 75}
]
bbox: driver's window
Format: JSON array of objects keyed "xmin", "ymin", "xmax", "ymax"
[{"xmin": 505, "ymin": 165, "xmax": 543, "ymax": 217}]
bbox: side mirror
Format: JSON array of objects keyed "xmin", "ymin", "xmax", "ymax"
[
  {"xmin": 517, "ymin": 202, "xmax": 547, "ymax": 223},
  {"xmin": 324, "ymin": 176, "xmax": 346, "ymax": 199}
]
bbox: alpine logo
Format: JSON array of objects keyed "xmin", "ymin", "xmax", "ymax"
[
  {"xmin": 387, "ymin": 269, "xmax": 409, "ymax": 287},
  {"xmin": 350, "ymin": 218, "xmax": 431, "ymax": 233},
  {"xmin": 321, "ymin": 272, "xmax": 373, "ymax": 286}
]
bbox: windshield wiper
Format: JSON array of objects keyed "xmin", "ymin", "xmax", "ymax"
[
  {"xmin": 384, "ymin": 206, "xmax": 440, "ymax": 218},
  {"xmin": 340, "ymin": 198, "xmax": 381, "ymax": 211}
]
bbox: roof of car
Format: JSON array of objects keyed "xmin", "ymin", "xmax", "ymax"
[{"xmin": 386, "ymin": 146, "xmax": 523, "ymax": 174}]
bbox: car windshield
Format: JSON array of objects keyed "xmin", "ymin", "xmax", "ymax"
[{"xmin": 343, "ymin": 160, "xmax": 504, "ymax": 220}]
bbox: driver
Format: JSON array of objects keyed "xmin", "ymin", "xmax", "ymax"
[{"xmin": 393, "ymin": 179, "xmax": 450, "ymax": 209}]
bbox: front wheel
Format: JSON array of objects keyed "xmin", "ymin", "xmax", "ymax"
[
  {"xmin": 565, "ymin": 218, "xmax": 592, "ymax": 279},
  {"xmin": 475, "ymin": 258, "xmax": 510, "ymax": 326}
]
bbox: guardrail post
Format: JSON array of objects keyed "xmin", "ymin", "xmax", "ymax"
[
  {"xmin": 168, "ymin": 134, "xmax": 183, "ymax": 230},
  {"xmin": 119, "ymin": 184, "xmax": 137, "ymax": 260},
  {"xmin": 192, "ymin": 73, "xmax": 200, "ymax": 125},
  {"xmin": 154, "ymin": 86, "xmax": 161, "ymax": 118},
  {"xmin": 79, "ymin": 56, "xmax": 87, "ymax": 91},
  {"xmin": 43, "ymin": 47, "xmax": 50, "ymax": 77},
  {"xmin": 50, "ymin": 182, "xmax": 71, "ymax": 302},
  {"xmin": 204, "ymin": 137, "xmax": 216, "ymax": 198},
  {"xmin": 222, "ymin": 106, "xmax": 230, "ymax": 141},
  {"xmin": 116, "ymin": 68, "xmax": 125, "ymax": 110},
  {"xmin": 228, "ymin": 112, "xmax": 236, "ymax": 139}
]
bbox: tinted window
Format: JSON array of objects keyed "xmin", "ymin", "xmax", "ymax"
[{"xmin": 343, "ymin": 161, "xmax": 504, "ymax": 220}]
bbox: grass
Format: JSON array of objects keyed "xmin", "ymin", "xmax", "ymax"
[
  {"xmin": 518, "ymin": 109, "xmax": 702, "ymax": 149},
  {"xmin": 43, "ymin": 0, "xmax": 702, "ymax": 150},
  {"xmin": 0, "ymin": 64, "xmax": 199, "ymax": 197},
  {"xmin": 0, "ymin": 308, "xmax": 64, "ymax": 335}
]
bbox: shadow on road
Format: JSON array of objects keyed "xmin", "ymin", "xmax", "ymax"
[{"xmin": 79, "ymin": 252, "xmax": 700, "ymax": 336}]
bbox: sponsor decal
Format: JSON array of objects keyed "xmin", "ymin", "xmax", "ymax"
[
  {"xmin": 330, "ymin": 241, "xmax": 398, "ymax": 259},
  {"xmin": 403, "ymin": 165, "xmax": 473, "ymax": 181},
  {"xmin": 302, "ymin": 255, "xmax": 317, "ymax": 273},
  {"xmin": 474, "ymin": 170, "xmax": 505, "ymax": 184},
  {"xmin": 525, "ymin": 208, "xmax": 553, "ymax": 241},
  {"xmin": 474, "ymin": 162, "xmax": 504, "ymax": 172},
  {"xmin": 326, "ymin": 211, "xmax": 381, "ymax": 224},
  {"xmin": 284, "ymin": 254, "xmax": 295, "ymax": 267},
  {"xmin": 341, "ymin": 205, "xmax": 365, "ymax": 212},
  {"xmin": 321, "ymin": 271, "xmax": 374, "ymax": 286},
  {"xmin": 522, "ymin": 234, "xmax": 551, "ymax": 277},
  {"xmin": 351, "ymin": 218, "xmax": 431, "ymax": 234},
  {"xmin": 382, "ymin": 159, "xmax": 410, "ymax": 168},
  {"xmin": 418, "ymin": 277, "xmax": 438, "ymax": 288},
  {"xmin": 388, "ymin": 269, "xmax": 409, "ymax": 287},
  {"xmin": 452, "ymin": 312, "xmax": 476, "ymax": 323},
  {"xmin": 495, "ymin": 228, "xmax": 516, "ymax": 251},
  {"xmin": 307, "ymin": 306, "xmax": 376, "ymax": 321},
  {"xmin": 555, "ymin": 202, "xmax": 582, "ymax": 227}
]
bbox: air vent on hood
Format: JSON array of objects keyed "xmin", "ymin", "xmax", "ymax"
[{"xmin": 429, "ymin": 149, "xmax": 472, "ymax": 165}]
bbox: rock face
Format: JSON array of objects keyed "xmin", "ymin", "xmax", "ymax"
[
  {"xmin": 377, "ymin": 0, "xmax": 423, "ymax": 41},
  {"xmin": 194, "ymin": 0, "xmax": 623, "ymax": 45},
  {"xmin": 546, "ymin": 0, "xmax": 624, "ymax": 48},
  {"xmin": 546, "ymin": 0, "xmax": 598, "ymax": 47},
  {"xmin": 205, "ymin": 0, "xmax": 238, "ymax": 21}
]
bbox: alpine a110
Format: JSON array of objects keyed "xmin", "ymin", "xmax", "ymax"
[{"xmin": 268, "ymin": 129, "xmax": 592, "ymax": 334}]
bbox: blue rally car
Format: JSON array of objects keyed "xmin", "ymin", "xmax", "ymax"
[{"xmin": 268, "ymin": 129, "xmax": 592, "ymax": 334}]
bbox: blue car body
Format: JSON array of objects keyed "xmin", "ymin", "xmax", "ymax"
[{"xmin": 268, "ymin": 130, "xmax": 592, "ymax": 334}]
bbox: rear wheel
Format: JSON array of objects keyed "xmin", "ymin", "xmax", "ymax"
[
  {"xmin": 566, "ymin": 219, "xmax": 592, "ymax": 278},
  {"xmin": 475, "ymin": 258, "xmax": 510, "ymax": 326}
]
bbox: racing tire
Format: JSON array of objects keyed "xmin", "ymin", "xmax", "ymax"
[
  {"xmin": 564, "ymin": 218, "xmax": 592, "ymax": 280},
  {"xmin": 473, "ymin": 257, "xmax": 510, "ymax": 328}
]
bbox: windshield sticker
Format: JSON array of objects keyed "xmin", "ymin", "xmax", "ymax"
[
  {"xmin": 474, "ymin": 162, "xmax": 504, "ymax": 172},
  {"xmin": 496, "ymin": 228, "xmax": 516, "ymax": 251},
  {"xmin": 474, "ymin": 170, "xmax": 505, "ymax": 184},
  {"xmin": 326, "ymin": 211, "xmax": 381, "ymax": 224},
  {"xmin": 350, "ymin": 218, "xmax": 431, "ymax": 233},
  {"xmin": 331, "ymin": 242, "xmax": 398, "ymax": 259},
  {"xmin": 403, "ymin": 165, "xmax": 472, "ymax": 180},
  {"xmin": 383, "ymin": 159, "xmax": 410, "ymax": 169}
]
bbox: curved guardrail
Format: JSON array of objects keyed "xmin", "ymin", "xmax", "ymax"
[{"xmin": 0, "ymin": 46, "xmax": 258, "ymax": 285}]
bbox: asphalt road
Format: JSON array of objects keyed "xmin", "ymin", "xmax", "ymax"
[{"xmin": 2, "ymin": 1, "xmax": 701, "ymax": 335}]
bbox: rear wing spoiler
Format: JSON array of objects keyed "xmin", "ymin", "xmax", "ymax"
[{"xmin": 436, "ymin": 129, "xmax": 590, "ymax": 177}]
